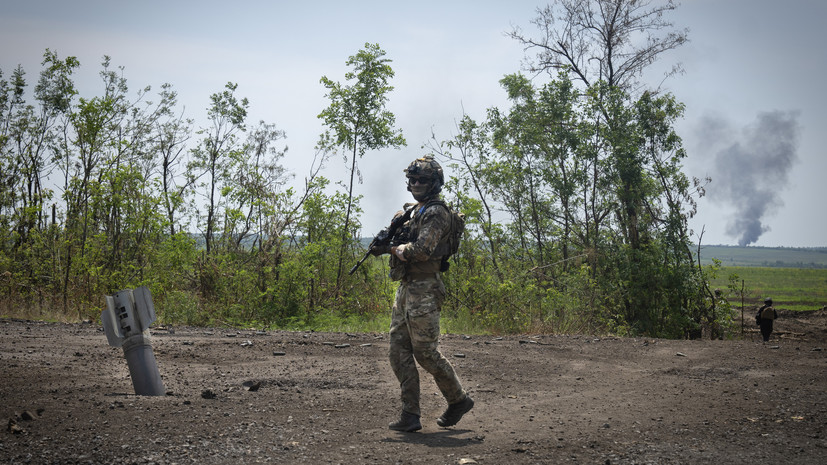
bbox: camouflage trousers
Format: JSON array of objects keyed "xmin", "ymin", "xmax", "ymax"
[{"xmin": 389, "ymin": 276, "xmax": 466, "ymax": 417}]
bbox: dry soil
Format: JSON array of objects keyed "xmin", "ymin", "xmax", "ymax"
[{"xmin": 2, "ymin": 310, "xmax": 826, "ymax": 464}]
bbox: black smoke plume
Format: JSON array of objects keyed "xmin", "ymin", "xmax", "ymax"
[{"xmin": 703, "ymin": 110, "xmax": 800, "ymax": 246}]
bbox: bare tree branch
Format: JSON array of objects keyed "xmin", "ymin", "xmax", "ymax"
[{"xmin": 509, "ymin": 0, "xmax": 688, "ymax": 91}]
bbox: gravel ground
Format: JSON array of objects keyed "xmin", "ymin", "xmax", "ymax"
[{"xmin": 2, "ymin": 310, "xmax": 826, "ymax": 464}]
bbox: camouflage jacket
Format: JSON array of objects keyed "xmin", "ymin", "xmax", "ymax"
[{"xmin": 389, "ymin": 198, "xmax": 451, "ymax": 280}]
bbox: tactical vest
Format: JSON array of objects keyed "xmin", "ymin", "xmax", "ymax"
[{"xmin": 389, "ymin": 200, "xmax": 453, "ymax": 281}]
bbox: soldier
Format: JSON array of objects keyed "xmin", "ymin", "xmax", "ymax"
[
  {"xmin": 373, "ymin": 155, "xmax": 473, "ymax": 432},
  {"xmin": 756, "ymin": 297, "xmax": 778, "ymax": 342}
]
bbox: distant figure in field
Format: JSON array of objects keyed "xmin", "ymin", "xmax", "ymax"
[{"xmin": 756, "ymin": 297, "xmax": 778, "ymax": 342}]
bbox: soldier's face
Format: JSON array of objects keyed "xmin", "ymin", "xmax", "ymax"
[{"xmin": 408, "ymin": 177, "xmax": 431, "ymax": 200}]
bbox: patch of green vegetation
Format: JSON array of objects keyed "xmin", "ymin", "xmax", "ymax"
[
  {"xmin": 710, "ymin": 266, "xmax": 827, "ymax": 312},
  {"xmin": 699, "ymin": 245, "xmax": 827, "ymax": 268},
  {"xmin": 261, "ymin": 308, "xmax": 491, "ymax": 336}
]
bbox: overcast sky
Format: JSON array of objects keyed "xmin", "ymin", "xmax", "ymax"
[{"xmin": 2, "ymin": 0, "xmax": 825, "ymax": 247}]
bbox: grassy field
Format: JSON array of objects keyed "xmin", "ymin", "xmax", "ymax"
[
  {"xmin": 698, "ymin": 245, "xmax": 827, "ymax": 268},
  {"xmin": 710, "ymin": 266, "xmax": 827, "ymax": 312}
]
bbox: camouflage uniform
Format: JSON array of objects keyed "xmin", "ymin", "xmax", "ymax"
[{"xmin": 388, "ymin": 201, "xmax": 466, "ymax": 417}]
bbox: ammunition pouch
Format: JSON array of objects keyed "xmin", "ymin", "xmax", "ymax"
[{"xmin": 389, "ymin": 255, "xmax": 406, "ymax": 281}]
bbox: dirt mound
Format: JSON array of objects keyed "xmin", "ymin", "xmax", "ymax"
[
  {"xmin": 2, "ymin": 317, "xmax": 826, "ymax": 464},
  {"xmin": 770, "ymin": 309, "xmax": 827, "ymax": 342}
]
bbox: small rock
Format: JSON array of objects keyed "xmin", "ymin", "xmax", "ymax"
[
  {"xmin": 242, "ymin": 381, "xmax": 261, "ymax": 392},
  {"xmin": 676, "ymin": 352, "xmax": 687, "ymax": 357},
  {"xmin": 240, "ymin": 340, "xmax": 253, "ymax": 347},
  {"xmin": 20, "ymin": 411, "xmax": 35, "ymax": 421},
  {"xmin": 7, "ymin": 419, "xmax": 22, "ymax": 434},
  {"xmin": 454, "ymin": 353, "xmax": 466, "ymax": 358},
  {"xmin": 335, "ymin": 344, "xmax": 350, "ymax": 349},
  {"xmin": 273, "ymin": 351, "xmax": 286, "ymax": 356},
  {"xmin": 360, "ymin": 343, "xmax": 372, "ymax": 347},
  {"xmin": 458, "ymin": 458, "xmax": 478, "ymax": 464},
  {"xmin": 201, "ymin": 389, "xmax": 217, "ymax": 399}
]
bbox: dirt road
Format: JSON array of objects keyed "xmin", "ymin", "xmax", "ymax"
[{"xmin": 2, "ymin": 311, "xmax": 826, "ymax": 464}]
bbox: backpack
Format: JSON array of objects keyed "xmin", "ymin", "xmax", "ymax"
[
  {"xmin": 424, "ymin": 199, "xmax": 465, "ymax": 272},
  {"xmin": 761, "ymin": 306, "xmax": 776, "ymax": 320}
]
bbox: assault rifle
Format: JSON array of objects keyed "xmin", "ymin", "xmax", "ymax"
[{"xmin": 349, "ymin": 205, "xmax": 414, "ymax": 275}]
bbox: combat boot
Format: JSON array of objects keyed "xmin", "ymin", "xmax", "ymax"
[
  {"xmin": 389, "ymin": 411, "xmax": 422, "ymax": 432},
  {"xmin": 437, "ymin": 395, "xmax": 474, "ymax": 427}
]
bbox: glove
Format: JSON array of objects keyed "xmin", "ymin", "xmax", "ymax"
[
  {"xmin": 370, "ymin": 244, "xmax": 391, "ymax": 256},
  {"xmin": 391, "ymin": 244, "xmax": 408, "ymax": 262}
]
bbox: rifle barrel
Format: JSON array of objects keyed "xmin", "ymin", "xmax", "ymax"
[{"xmin": 349, "ymin": 251, "xmax": 371, "ymax": 275}]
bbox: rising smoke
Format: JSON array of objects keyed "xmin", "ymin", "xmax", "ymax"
[{"xmin": 700, "ymin": 110, "xmax": 801, "ymax": 246}]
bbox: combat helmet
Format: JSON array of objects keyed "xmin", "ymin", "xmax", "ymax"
[
  {"xmin": 764, "ymin": 297, "xmax": 773, "ymax": 306},
  {"xmin": 404, "ymin": 155, "xmax": 444, "ymax": 200}
]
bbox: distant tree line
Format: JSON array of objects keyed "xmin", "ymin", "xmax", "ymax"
[{"xmin": 0, "ymin": 0, "xmax": 731, "ymax": 338}]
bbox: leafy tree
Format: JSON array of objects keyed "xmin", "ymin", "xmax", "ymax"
[
  {"xmin": 0, "ymin": 39, "xmax": 731, "ymax": 339},
  {"xmin": 58, "ymin": 56, "xmax": 188, "ymax": 312},
  {"xmin": 1, "ymin": 52, "xmax": 77, "ymax": 258},
  {"xmin": 222, "ymin": 121, "xmax": 287, "ymax": 252},
  {"xmin": 188, "ymin": 82, "xmax": 248, "ymax": 254},
  {"xmin": 317, "ymin": 43, "xmax": 406, "ymax": 286},
  {"xmin": 152, "ymin": 84, "xmax": 193, "ymax": 235},
  {"xmin": 487, "ymin": 73, "xmax": 584, "ymax": 269},
  {"xmin": 496, "ymin": 0, "xmax": 713, "ymax": 336},
  {"xmin": 224, "ymin": 121, "xmax": 293, "ymax": 300},
  {"xmin": 427, "ymin": 115, "xmax": 505, "ymax": 280}
]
